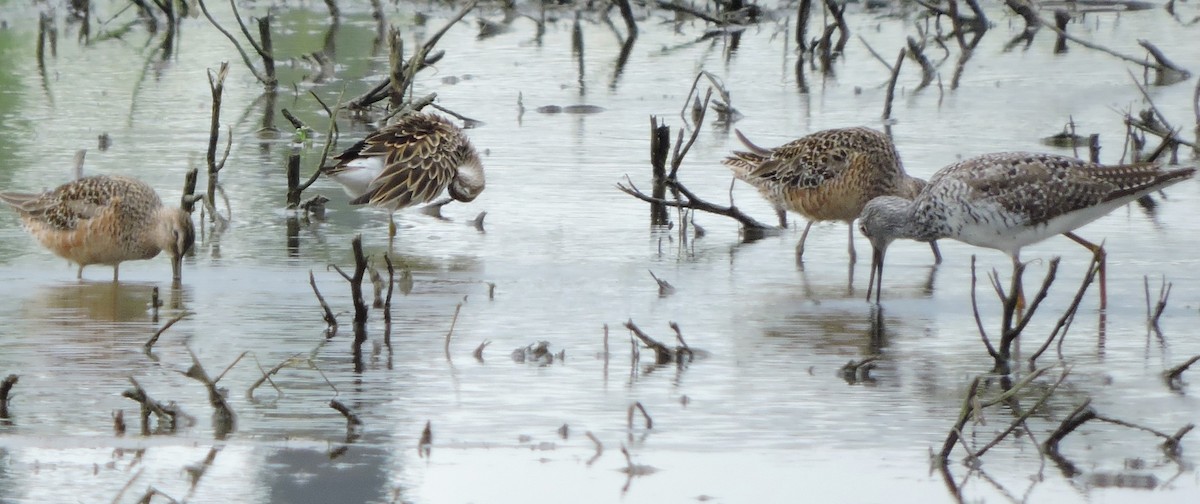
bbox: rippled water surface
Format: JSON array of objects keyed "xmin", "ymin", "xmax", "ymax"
[{"xmin": 1, "ymin": 1, "xmax": 1200, "ymax": 503}]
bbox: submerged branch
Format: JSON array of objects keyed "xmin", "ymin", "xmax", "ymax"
[{"xmin": 618, "ymin": 177, "xmax": 774, "ymax": 231}]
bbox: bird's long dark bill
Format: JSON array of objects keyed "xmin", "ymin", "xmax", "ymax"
[
  {"xmin": 172, "ymin": 254, "xmax": 183, "ymax": 283},
  {"xmin": 866, "ymin": 246, "xmax": 884, "ymax": 304}
]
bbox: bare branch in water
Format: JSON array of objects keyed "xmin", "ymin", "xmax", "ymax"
[
  {"xmin": 627, "ymin": 401, "xmax": 653, "ymax": 430},
  {"xmin": 444, "ymin": 303, "xmax": 463, "ymax": 362},
  {"xmin": 647, "ymin": 270, "xmax": 676, "ymax": 296},
  {"xmin": 585, "ymin": 431, "xmax": 604, "ymax": 466},
  {"xmin": 310, "ymin": 270, "xmax": 339, "ymax": 338},
  {"xmin": 624, "ymin": 319, "xmax": 675, "ymax": 364},
  {"xmin": 418, "ymin": 420, "xmax": 433, "ymax": 458},
  {"xmin": 618, "ymin": 176, "xmax": 775, "ymax": 232},
  {"xmin": 144, "ymin": 312, "xmax": 191, "ymax": 352},
  {"xmin": 0, "ymin": 374, "xmax": 18, "ymax": 419},
  {"xmin": 1165, "ymin": 355, "xmax": 1200, "ymax": 391}
]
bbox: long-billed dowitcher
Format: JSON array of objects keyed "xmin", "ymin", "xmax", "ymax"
[
  {"xmin": 724, "ymin": 127, "xmax": 941, "ymax": 264},
  {"xmin": 0, "ymin": 175, "xmax": 195, "ymax": 282},
  {"xmin": 322, "ymin": 112, "xmax": 485, "ymax": 235},
  {"xmin": 858, "ymin": 152, "xmax": 1195, "ymax": 305}
]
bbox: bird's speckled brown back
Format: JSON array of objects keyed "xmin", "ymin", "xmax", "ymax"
[
  {"xmin": 912, "ymin": 152, "xmax": 1197, "ymax": 241},
  {"xmin": 723, "ymin": 127, "xmax": 921, "ymax": 223}
]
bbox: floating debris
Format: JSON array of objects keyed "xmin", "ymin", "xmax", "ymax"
[
  {"xmin": 536, "ymin": 104, "xmax": 606, "ymax": 114},
  {"xmin": 511, "ymin": 341, "xmax": 563, "ymax": 365},
  {"xmin": 300, "ymin": 194, "xmax": 329, "ymax": 219}
]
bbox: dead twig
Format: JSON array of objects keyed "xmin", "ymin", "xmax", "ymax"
[
  {"xmin": 1035, "ymin": 14, "xmax": 1190, "ymax": 83},
  {"xmin": 857, "ymin": 35, "xmax": 895, "ymax": 72},
  {"xmin": 627, "ymin": 401, "xmax": 653, "ymax": 430},
  {"xmin": 294, "ymin": 90, "xmax": 344, "ymax": 199},
  {"xmin": 246, "ymin": 353, "xmax": 303, "ymax": 400},
  {"xmin": 585, "ymin": 431, "xmax": 604, "ymax": 466},
  {"xmin": 821, "ymin": 0, "xmax": 849, "ymax": 54},
  {"xmin": 383, "ymin": 254, "xmax": 395, "ymax": 350},
  {"xmin": 993, "ymin": 258, "xmax": 1060, "ymax": 374},
  {"xmin": 656, "ymin": 1, "xmax": 723, "ymax": 24},
  {"xmin": 144, "ymin": 312, "xmax": 191, "ymax": 352},
  {"xmin": 122, "ymin": 377, "xmax": 187, "ymax": 435},
  {"xmin": 348, "ymin": 235, "xmax": 369, "ymax": 343},
  {"xmin": 973, "ymin": 366, "xmax": 1069, "ymax": 459},
  {"xmin": 624, "ymin": 320, "xmax": 675, "ymax": 364},
  {"xmin": 882, "ymin": 48, "xmax": 905, "ymax": 121},
  {"xmin": 618, "ymin": 176, "xmax": 773, "ymax": 232},
  {"xmin": 309, "ymin": 270, "xmax": 338, "ymax": 338},
  {"xmin": 111, "ymin": 467, "xmax": 145, "ymax": 504},
  {"xmin": 182, "ymin": 348, "xmax": 238, "ymax": 438},
  {"xmin": 418, "ymin": 420, "xmax": 433, "ymax": 458},
  {"xmin": 647, "ymin": 270, "xmax": 675, "ymax": 296},
  {"xmin": 669, "ymin": 321, "xmax": 694, "ymax": 362},
  {"xmin": 906, "ymin": 37, "xmax": 935, "ymax": 91},
  {"xmin": 203, "ymin": 63, "xmax": 232, "ymax": 227},
  {"xmin": 1144, "ymin": 275, "xmax": 1171, "ymax": 338},
  {"xmin": 444, "ymin": 303, "xmax": 463, "ymax": 362},
  {"xmin": 195, "ymin": 0, "xmax": 276, "ymax": 87},
  {"xmin": 938, "ymin": 376, "xmax": 983, "ymax": 462},
  {"xmin": 1165, "ymin": 356, "xmax": 1200, "ymax": 390},
  {"xmin": 969, "ymin": 257, "xmax": 998, "ymax": 357},
  {"xmin": 473, "ymin": 340, "xmax": 490, "ymax": 362},
  {"xmin": 1002, "ymin": 0, "xmax": 1040, "ymax": 50},
  {"xmin": 1030, "ymin": 254, "xmax": 1100, "ymax": 366},
  {"xmin": 330, "ymin": 399, "xmax": 364, "ymax": 441},
  {"xmin": 840, "ymin": 356, "xmax": 879, "ymax": 383},
  {"xmin": 0, "ymin": 374, "xmax": 17, "ymax": 419}
]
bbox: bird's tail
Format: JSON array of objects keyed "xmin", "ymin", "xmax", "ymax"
[
  {"xmin": 1102, "ymin": 163, "xmax": 1195, "ymax": 203},
  {"xmin": 734, "ymin": 129, "xmax": 773, "ymax": 156},
  {"xmin": 721, "ymin": 151, "xmax": 768, "ymax": 181},
  {"xmin": 0, "ymin": 192, "xmax": 41, "ymax": 212}
]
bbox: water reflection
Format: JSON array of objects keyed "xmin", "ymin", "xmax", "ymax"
[
  {"xmin": 263, "ymin": 447, "xmax": 392, "ymax": 504},
  {"xmin": 21, "ymin": 281, "xmax": 163, "ymax": 324}
]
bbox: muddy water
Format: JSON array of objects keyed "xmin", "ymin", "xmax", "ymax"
[{"xmin": 1, "ymin": 1, "xmax": 1199, "ymax": 503}]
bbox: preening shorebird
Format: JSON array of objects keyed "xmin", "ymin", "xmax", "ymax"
[{"xmin": 322, "ymin": 112, "xmax": 485, "ymax": 236}]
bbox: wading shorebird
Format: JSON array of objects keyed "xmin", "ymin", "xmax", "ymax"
[
  {"xmin": 858, "ymin": 152, "xmax": 1196, "ymax": 306},
  {"xmin": 322, "ymin": 112, "xmax": 485, "ymax": 236},
  {"xmin": 723, "ymin": 127, "xmax": 942, "ymax": 264},
  {"xmin": 0, "ymin": 175, "xmax": 195, "ymax": 282}
]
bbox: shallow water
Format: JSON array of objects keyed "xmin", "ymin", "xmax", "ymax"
[{"xmin": 1, "ymin": 1, "xmax": 1200, "ymax": 503}]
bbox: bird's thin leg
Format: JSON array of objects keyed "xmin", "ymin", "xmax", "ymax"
[
  {"xmin": 795, "ymin": 220, "xmax": 815, "ymax": 260},
  {"xmin": 113, "ymin": 264, "xmax": 119, "ymax": 283},
  {"xmin": 929, "ymin": 240, "xmax": 943, "ymax": 264},
  {"xmin": 77, "ymin": 265, "xmax": 84, "ymax": 280},
  {"xmin": 846, "ymin": 223, "xmax": 857, "ymax": 265},
  {"xmin": 1064, "ymin": 231, "xmax": 1107, "ymax": 310},
  {"xmin": 775, "ymin": 207, "xmax": 788, "ymax": 228}
]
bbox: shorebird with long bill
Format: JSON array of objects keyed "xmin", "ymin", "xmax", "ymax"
[
  {"xmin": 1, "ymin": 175, "xmax": 195, "ymax": 282},
  {"xmin": 858, "ymin": 152, "xmax": 1195, "ymax": 306}
]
